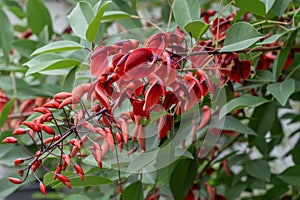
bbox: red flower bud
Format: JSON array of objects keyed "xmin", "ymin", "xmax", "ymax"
[
  {"xmin": 54, "ymin": 163, "xmax": 62, "ymax": 180},
  {"xmin": 54, "ymin": 92, "xmax": 72, "ymax": 100},
  {"xmin": 43, "ymin": 100, "xmax": 60, "ymax": 109},
  {"xmin": 33, "ymin": 107, "xmax": 51, "ymax": 114},
  {"xmin": 31, "ymin": 159, "xmax": 42, "ymax": 172},
  {"xmin": 36, "ymin": 150, "xmax": 42, "ymax": 157},
  {"xmin": 56, "ymin": 174, "xmax": 71, "ymax": 189},
  {"xmin": 2, "ymin": 137, "xmax": 18, "ymax": 144},
  {"xmin": 18, "ymin": 169, "xmax": 24, "ymax": 177},
  {"xmin": 74, "ymin": 164, "xmax": 84, "ymax": 181},
  {"xmin": 8, "ymin": 177, "xmax": 22, "ymax": 184},
  {"xmin": 116, "ymin": 132, "xmax": 123, "ymax": 143},
  {"xmin": 39, "ymin": 182, "xmax": 46, "ymax": 196},
  {"xmin": 14, "ymin": 158, "xmax": 24, "ymax": 166},
  {"xmin": 58, "ymin": 97, "xmax": 73, "ymax": 109},
  {"xmin": 70, "ymin": 139, "xmax": 81, "ymax": 149},
  {"xmin": 43, "ymin": 135, "xmax": 60, "ymax": 145},
  {"xmin": 41, "ymin": 125, "xmax": 55, "ymax": 135},
  {"xmin": 22, "ymin": 121, "xmax": 41, "ymax": 132},
  {"xmin": 62, "ymin": 154, "xmax": 71, "ymax": 166},
  {"xmin": 12, "ymin": 128, "xmax": 26, "ymax": 135}
]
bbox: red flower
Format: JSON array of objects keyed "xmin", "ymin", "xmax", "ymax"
[{"xmin": 228, "ymin": 59, "xmax": 251, "ymax": 83}]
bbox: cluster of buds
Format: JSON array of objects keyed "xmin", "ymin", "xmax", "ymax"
[{"xmin": 2, "ymin": 91, "xmax": 90, "ymax": 196}]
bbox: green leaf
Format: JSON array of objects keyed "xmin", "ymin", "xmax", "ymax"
[
  {"xmin": 173, "ymin": 0, "xmax": 200, "ymax": 29},
  {"xmin": 102, "ymin": 11, "xmax": 131, "ymax": 21},
  {"xmin": 264, "ymin": 185, "xmax": 289, "ymax": 200},
  {"xmin": 212, "ymin": 116, "xmax": 257, "ymax": 135},
  {"xmin": 267, "ymin": 79, "xmax": 295, "ymax": 106},
  {"xmin": 273, "ymin": 48, "xmax": 290, "ymax": 80},
  {"xmin": 170, "ymin": 145, "xmax": 198, "ymax": 200},
  {"xmin": 0, "ymin": 98, "xmax": 16, "ymax": 127},
  {"xmin": 220, "ymin": 96, "xmax": 269, "ymax": 119},
  {"xmin": 244, "ymin": 159, "xmax": 271, "ymax": 182},
  {"xmin": 38, "ymin": 25, "xmax": 49, "ymax": 47},
  {"xmin": 235, "ymin": 0, "xmax": 266, "ymax": 17},
  {"xmin": 53, "ymin": 176, "xmax": 112, "ymax": 188},
  {"xmin": 221, "ymin": 22, "xmax": 263, "ymax": 52},
  {"xmin": 31, "ymin": 41, "xmax": 84, "ymax": 56},
  {"xmin": 272, "ymin": 0, "xmax": 289, "ymax": 17},
  {"xmin": 248, "ymin": 102, "xmax": 277, "ymax": 156},
  {"xmin": 0, "ymin": 9, "xmax": 14, "ymax": 61},
  {"xmin": 184, "ymin": 20, "xmax": 210, "ymax": 41},
  {"xmin": 226, "ymin": 182, "xmax": 247, "ymax": 200},
  {"xmin": 126, "ymin": 150, "xmax": 157, "ymax": 173},
  {"xmin": 279, "ymin": 165, "xmax": 300, "ymax": 187},
  {"xmin": 261, "ymin": 0, "xmax": 275, "ymax": 13},
  {"xmin": 86, "ymin": 1, "xmax": 112, "ymax": 42},
  {"xmin": 293, "ymin": 8, "xmax": 300, "ymax": 26},
  {"xmin": 122, "ymin": 181, "xmax": 143, "ymax": 200},
  {"xmin": 292, "ymin": 139, "xmax": 300, "ymax": 165},
  {"xmin": 254, "ymin": 70, "xmax": 275, "ymax": 82},
  {"xmin": 65, "ymin": 194, "xmax": 92, "ymax": 200},
  {"xmin": 24, "ymin": 54, "xmax": 80, "ymax": 76},
  {"xmin": 12, "ymin": 39, "xmax": 37, "ymax": 58},
  {"xmin": 26, "ymin": 0, "xmax": 53, "ymax": 37},
  {"xmin": 63, "ymin": 66, "xmax": 77, "ymax": 92},
  {"xmin": 68, "ymin": 2, "xmax": 95, "ymax": 39},
  {"xmin": 130, "ymin": 0, "xmax": 137, "ymax": 11},
  {"xmin": 256, "ymin": 33, "xmax": 286, "ymax": 45}
]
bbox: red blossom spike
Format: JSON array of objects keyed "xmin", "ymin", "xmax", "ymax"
[
  {"xmin": 8, "ymin": 177, "xmax": 22, "ymax": 184},
  {"xmin": 74, "ymin": 164, "xmax": 84, "ymax": 181},
  {"xmin": 2, "ymin": 137, "xmax": 18, "ymax": 144},
  {"xmin": 198, "ymin": 105, "xmax": 211, "ymax": 130},
  {"xmin": 115, "ymin": 132, "xmax": 123, "ymax": 143},
  {"xmin": 22, "ymin": 121, "xmax": 41, "ymax": 132},
  {"xmin": 95, "ymin": 82, "xmax": 111, "ymax": 110},
  {"xmin": 143, "ymin": 83, "xmax": 164, "ymax": 111},
  {"xmin": 41, "ymin": 125, "xmax": 55, "ymax": 135},
  {"xmin": 105, "ymin": 128, "xmax": 115, "ymax": 151},
  {"xmin": 158, "ymin": 115, "xmax": 173, "ymax": 139},
  {"xmin": 137, "ymin": 126, "xmax": 146, "ymax": 151},
  {"xmin": 131, "ymin": 97, "xmax": 147, "ymax": 117},
  {"xmin": 13, "ymin": 128, "xmax": 26, "ymax": 135},
  {"xmin": 124, "ymin": 48, "xmax": 153, "ymax": 72},
  {"xmin": 92, "ymin": 142, "xmax": 103, "ymax": 169},
  {"xmin": 56, "ymin": 174, "xmax": 71, "ymax": 189},
  {"xmin": 118, "ymin": 118, "xmax": 128, "ymax": 144},
  {"xmin": 14, "ymin": 158, "xmax": 24, "ymax": 166},
  {"xmin": 39, "ymin": 182, "xmax": 46, "ymax": 196},
  {"xmin": 90, "ymin": 45, "xmax": 118, "ymax": 76},
  {"xmin": 228, "ymin": 59, "xmax": 251, "ymax": 83}
]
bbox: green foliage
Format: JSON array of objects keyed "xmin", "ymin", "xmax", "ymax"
[{"xmin": 221, "ymin": 22, "xmax": 264, "ymax": 52}]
